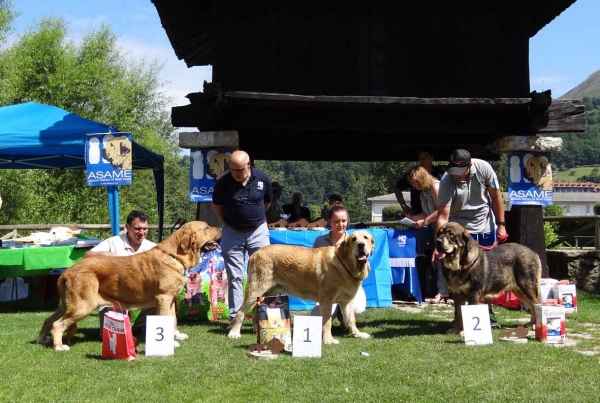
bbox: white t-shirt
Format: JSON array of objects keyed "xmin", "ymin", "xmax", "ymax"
[{"xmin": 91, "ymin": 233, "xmax": 156, "ymax": 256}]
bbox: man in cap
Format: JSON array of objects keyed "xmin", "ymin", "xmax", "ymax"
[{"xmin": 434, "ymin": 149, "xmax": 507, "ymax": 327}]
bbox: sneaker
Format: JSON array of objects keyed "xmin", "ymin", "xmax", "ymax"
[{"xmin": 490, "ymin": 315, "xmax": 501, "ymax": 329}]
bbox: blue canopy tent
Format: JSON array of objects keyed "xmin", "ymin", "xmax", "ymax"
[{"xmin": 0, "ymin": 102, "xmax": 165, "ymax": 240}]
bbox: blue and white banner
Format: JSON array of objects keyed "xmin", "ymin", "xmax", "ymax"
[
  {"xmin": 507, "ymin": 151, "xmax": 553, "ymax": 206},
  {"xmin": 189, "ymin": 147, "xmax": 234, "ymax": 202},
  {"xmin": 85, "ymin": 132, "xmax": 132, "ymax": 187}
]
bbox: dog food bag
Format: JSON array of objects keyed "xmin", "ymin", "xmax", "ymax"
[
  {"xmin": 257, "ymin": 295, "xmax": 292, "ymax": 351},
  {"xmin": 535, "ymin": 303, "xmax": 565, "ymax": 344},
  {"xmin": 177, "ymin": 248, "xmax": 229, "ymax": 322},
  {"xmin": 552, "ymin": 282, "xmax": 577, "ymax": 313}
]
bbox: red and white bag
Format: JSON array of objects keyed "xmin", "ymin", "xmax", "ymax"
[{"xmin": 101, "ymin": 301, "xmax": 137, "ymax": 361}]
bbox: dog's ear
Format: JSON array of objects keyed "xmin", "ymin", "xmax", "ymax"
[
  {"xmin": 338, "ymin": 234, "xmax": 349, "ymax": 257},
  {"xmin": 178, "ymin": 229, "xmax": 196, "ymax": 254},
  {"xmin": 459, "ymin": 228, "xmax": 480, "ymax": 268}
]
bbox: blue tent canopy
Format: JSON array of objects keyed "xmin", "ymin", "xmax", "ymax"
[{"xmin": 0, "ymin": 102, "xmax": 165, "ymax": 240}]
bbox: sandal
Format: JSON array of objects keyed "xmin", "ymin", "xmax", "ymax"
[{"xmin": 430, "ymin": 294, "xmax": 450, "ymax": 304}]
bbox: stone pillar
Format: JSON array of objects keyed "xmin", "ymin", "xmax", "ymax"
[
  {"xmin": 491, "ymin": 135, "xmax": 563, "ymax": 278},
  {"xmin": 179, "ymin": 131, "xmax": 239, "ymax": 227}
]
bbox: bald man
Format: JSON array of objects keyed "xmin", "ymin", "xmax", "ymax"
[{"xmin": 212, "ymin": 150, "xmax": 273, "ymax": 329}]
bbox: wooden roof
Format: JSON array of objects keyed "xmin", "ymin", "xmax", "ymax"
[
  {"xmin": 151, "ymin": 0, "xmax": 584, "ymax": 161},
  {"xmin": 152, "ymin": 0, "xmax": 577, "ymax": 69}
]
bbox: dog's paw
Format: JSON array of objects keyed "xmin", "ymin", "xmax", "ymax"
[
  {"xmin": 174, "ymin": 331, "xmax": 188, "ymax": 340},
  {"xmin": 354, "ymin": 332, "xmax": 370, "ymax": 339},
  {"xmin": 174, "ymin": 340, "xmax": 180, "ymax": 348},
  {"xmin": 36, "ymin": 338, "xmax": 51, "ymax": 346},
  {"xmin": 323, "ymin": 338, "xmax": 340, "ymax": 345},
  {"xmin": 228, "ymin": 330, "xmax": 242, "ymax": 339},
  {"xmin": 446, "ymin": 327, "xmax": 462, "ymax": 335},
  {"xmin": 54, "ymin": 345, "xmax": 70, "ymax": 351}
]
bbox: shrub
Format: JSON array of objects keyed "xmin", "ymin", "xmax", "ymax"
[
  {"xmin": 382, "ymin": 204, "xmax": 402, "ymax": 221},
  {"xmin": 594, "ymin": 203, "xmax": 600, "ymax": 215}
]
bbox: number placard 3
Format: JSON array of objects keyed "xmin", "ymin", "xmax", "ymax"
[{"xmin": 145, "ymin": 315, "xmax": 175, "ymax": 356}]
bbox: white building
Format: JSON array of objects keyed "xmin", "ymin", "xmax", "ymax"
[{"xmin": 368, "ymin": 191, "xmax": 600, "ymax": 222}]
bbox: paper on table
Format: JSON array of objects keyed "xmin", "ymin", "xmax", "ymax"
[{"xmin": 398, "ymin": 217, "xmax": 416, "ymax": 226}]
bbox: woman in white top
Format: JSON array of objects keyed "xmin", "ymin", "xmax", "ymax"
[
  {"xmin": 407, "ymin": 166, "xmax": 450, "ymax": 304},
  {"xmin": 311, "ymin": 202, "xmax": 366, "ymax": 322}
]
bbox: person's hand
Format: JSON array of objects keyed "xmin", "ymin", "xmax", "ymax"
[
  {"xmin": 497, "ymin": 224, "xmax": 508, "ymax": 244},
  {"xmin": 431, "ymin": 249, "xmax": 440, "ymax": 263},
  {"xmin": 413, "ymin": 219, "xmax": 427, "ymax": 228}
]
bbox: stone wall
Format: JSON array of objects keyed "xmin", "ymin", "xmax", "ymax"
[{"xmin": 547, "ymin": 249, "xmax": 600, "ymax": 293}]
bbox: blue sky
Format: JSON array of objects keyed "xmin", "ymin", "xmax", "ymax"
[{"xmin": 9, "ymin": 0, "xmax": 600, "ymax": 109}]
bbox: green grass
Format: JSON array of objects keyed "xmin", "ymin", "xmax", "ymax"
[
  {"xmin": 2, "ymin": 292, "xmax": 600, "ymax": 403},
  {"xmin": 554, "ymin": 165, "xmax": 600, "ymax": 182}
]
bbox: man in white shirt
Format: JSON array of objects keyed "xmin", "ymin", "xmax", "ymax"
[{"xmin": 84, "ymin": 210, "xmax": 156, "ymax": 341}]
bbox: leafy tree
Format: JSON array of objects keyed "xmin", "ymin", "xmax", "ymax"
[{"xmin": 0, "ymin": 10, "xmax": 196, "ymax": 238}]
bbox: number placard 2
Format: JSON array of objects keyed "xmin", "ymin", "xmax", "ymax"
[
  {"xmin": 145, "ymin": 315, "xmax": 175, "ymax": 356},
  {"xmin": 292, "ymin": 315, "xmax": 322, "ymax": 358},
  {"xmin": 460, "ymin": 305, "xmax": 493, "ymax": 346}
]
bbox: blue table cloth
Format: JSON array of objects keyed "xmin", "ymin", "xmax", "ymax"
[
  {"xmin": 269, "ymin": 228, "xmax": 394, "ymax": 310},
  {"xmin": 387, "ymin": 229, "xmax": 422, "ymax": 304}
]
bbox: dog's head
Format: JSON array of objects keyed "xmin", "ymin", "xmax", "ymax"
[
  {"xmin": 204, "ymin": 151, "xmax": 231, "ymax": 179},
  {"xmin": 522, "ymin": 156, "xmax": 552, "ymax": 190},
  {"xmin": 435, "ymin": 222, "xmax": 480, "ymax": 271},
  {"xmin": 338, "ymin": 230, "xmax": 375, "ymax": 270},
  {"xmin": 169, "ymin": 221, "xmax": 222, "ymax": 268},
  {"xmin": 101, "ymin": 136, "xmax": 132, "ymax": 170}
]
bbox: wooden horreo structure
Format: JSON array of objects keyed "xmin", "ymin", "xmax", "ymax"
[{"xmin": 152, "ymin": 0, "xmax": 587, "ymax": 275}]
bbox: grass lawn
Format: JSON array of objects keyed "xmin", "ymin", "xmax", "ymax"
[
  {"xmin": 2, "ymin": 292, "xmax": 600, "ymax": 402},
  {"xmin": 554, "ymin": 165, "xmax": 600, "ymax": 182}
]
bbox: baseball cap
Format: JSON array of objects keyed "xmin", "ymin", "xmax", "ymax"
[{"xmin": 447, "ymin": 149, "xmax": 471, "ymax": 175}]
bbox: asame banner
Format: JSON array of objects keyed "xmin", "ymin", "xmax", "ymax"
[
  {"xmin": 507, "ymin": 151, "xmax": 553, "ymax": 206},
  {"xmin": 189, "ymin": 147, "xmax": 234, "ymax": 202},
  {"xmin": 85, "ymin": 133, "xmax": 133, "ymax": 187}
]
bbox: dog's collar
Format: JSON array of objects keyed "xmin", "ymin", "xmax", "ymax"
[
  {"xmin": 335, "ymin": 251, "xmax": 361, "ymax": 281},
  {"xmin": 169, "ymin": 253, "xmax": 185, "ymax": 265}
]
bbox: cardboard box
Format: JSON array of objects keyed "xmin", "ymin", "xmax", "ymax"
[
  {"xmin": 552, "ymin": 283, "xmax": 577, "ymax": 313},
  {"xmin": 540, "ymin": 278, "xmax": 558, "ymax": 302},
  {"xmin": 535, "ymin": 303, "xmax": 565, "ymax": 344}
]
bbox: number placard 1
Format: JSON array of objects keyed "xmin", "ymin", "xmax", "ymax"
[
  {"xmin": 145, "ymin": 315, "xmax": 175, "ymax": 356},
  {"xmin": 292, "ymin": 315, "xmax": 322, "ymax": 358},
  {"xmin": 460, "ymin": 305, "xmax": 494, "ymax": 346}
]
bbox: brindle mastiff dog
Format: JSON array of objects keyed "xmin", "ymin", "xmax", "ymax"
[
  {"xmin": 227, "ymin": 230, "xmax": 375, "ymax": 345},
  {"xmin": 435, "ymin": 222, "xmax": 542, "ymax": 334},
  {"xmin": 37, "ymin": 221, "xmax": 222, "ymax": 351}
]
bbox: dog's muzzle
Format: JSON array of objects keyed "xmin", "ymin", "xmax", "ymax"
[
  {"xmin": 357, "ymin": 242, "xmax": 370, "ymax": 262},
  {"xmin": 202, "ymin": 241, "xmax": 220, "ymax": 252}
]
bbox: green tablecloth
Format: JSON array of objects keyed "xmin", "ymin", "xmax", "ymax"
[{"xmin": 0, "ymin": 246, "xmax": 87, "ymax": 278}]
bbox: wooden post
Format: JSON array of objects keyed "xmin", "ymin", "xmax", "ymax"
[
  {"xmin": 506, "ymin": 206, "xmax": 548, "ymax": 277},
  {"xmin": 491, "ymin": 135, "xmax": 564, "ymax": 278}
]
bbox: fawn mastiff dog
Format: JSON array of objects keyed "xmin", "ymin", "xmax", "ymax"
[
  {"xmin": 37, "ymin": 221, "xmax": 222, "ymax": 351},
  {"xmin": 227, "ymin": 230, "xmax": 374, "ymax": 345},
  {"xmin": 435, "ymin": 222, "xmax": 542, "ymax": 334}
]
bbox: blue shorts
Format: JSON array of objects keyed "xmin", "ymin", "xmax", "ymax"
[{"xmin": 470, "ymin": 230, "xmax": 496, "ymax": 247}]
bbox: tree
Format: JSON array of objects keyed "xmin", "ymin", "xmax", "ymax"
[{"xmin": 0, "ymin": 10, "xmax": 196, "ymax": 236}]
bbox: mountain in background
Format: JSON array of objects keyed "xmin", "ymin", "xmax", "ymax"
[{"xmin": 559, "ymin": 69, "xmax": 600, "ymax": 99}]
